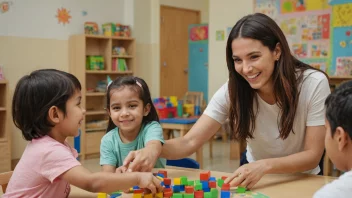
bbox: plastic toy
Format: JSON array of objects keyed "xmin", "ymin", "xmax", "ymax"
[
  {"xmin": 102, "ymin": 23, "xmax": 116, "ymax": 36},
  {"xmin": 84, "ymin": 22, "xmax": 99, "ymax": 35},
  {"xmin": 86, "ymin": 56, "xmax": 104, "ymax": 70}
]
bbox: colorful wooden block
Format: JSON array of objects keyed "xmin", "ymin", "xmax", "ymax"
[
  {"xmin": 220, "ymin": 191, "xmax": 230, "ymax": 198},
  {"xmin": 217, "ymin": 179, "xmax": 224, "ymax": 188},
  {"xmin": 164, "ymin": 178, "xmax": 172, "ymax": 186},
  {"xmin": 159, "ymin": 170, "xmax": 168, "ymax": 178},
  {"xmin": 209, "ymin": 177, "xmax": 216, "ymax": 181},
  {"xmin": 172, "ymin": 193, "xmax": 183, "ymax": 198},
  {"xmin": 195, "ymin": 183, "xmax": 203, "ymax": 191},
  {"xmin": 188, "ymin": 180, "xmax": 194, "ymax": 186},
  {"xmin": 174, "ymin": 178, "xmax": 181, "ymax": 185},
  {"xmin": 201, "ymin": 181, "xmax": 209, "ymax": 189},
  {"xmin": 144, "ymin": 193, "xmax": 153, "ymax": 198},
  {"xmin": 221, "ymin": 183, "xmax": 230, "ymax": 191},
  {"xmin": 164, "ymin": 191, "xmax": 173, "ymax": 198},
  {"xmin": 134, "ymin": 189, "xmax": 143, "ymax": 194},
  {"xmin": 221, "ymin": 176, "xmax": 227, "ymax": 181},
  {"xmin": 209, "ymin": 181, "xmax": 216, "ymax": 188},
  {"xmin": 200, "ymin": 171, "xmax": 210, "ymax": 181},
  {"xmin": 236, "ymin": 186, "xmax": 246, "ymax": 193},
  {"xmin": 194, "ymin": 190, "xmax": 204, "ymax": 198},
  {"xmin": 156, "ymin": 192, "xmax": 164, "ymax": 198},
  {"xmin": 97, "ymin": 193, "xmax": 107, "ymax": 198},
  {"xmin": 211, "ymin": 188, "xmax": 218, "ymax": 198},
  {"xmin": 204, "ymin": 192, "xmax": 212, "ymax": 198},
  {"xmin": 185, "ymin": 186, "xmax": 194, "ymax": 193},
  {"xmin": 157, "ymin": 173, "xmax": 165, "ymax": 178},
  {"xmin": 180, "ymin": 176, "xmax": 188, "ymax": 185},
  {"xmin": 184, "ymin": 193, "xmax": 195, "ymax": 198},
  {"xmin": 173, "ymin": 185, "xmax": 181, "ymax": 193},
  {"xmin": 133, "ymin": 193, "xmax": 142, "ymax": 198},
  {"xmin": 164, "ymin": 188, "xmax": 172, "ymax": 193}
]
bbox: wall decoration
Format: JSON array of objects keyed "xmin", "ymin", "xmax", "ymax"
[
  {"xmin": 332, "ymin": 3, "xmax": 352, "ymax": 27},
  {"xmin": 0, "ymin": 1, "xmax": 12, "ymax": 13},
  {"xmin": 336, "ymin": 57, "xmax": 352, "ymax": 75},
  {"xmin": 227, "ymin": 27, "xmax": 232, "ymax": 38},
  {"xmin": 216, "ymin": 30, "xmax": 225, "ymax": 41},
  {"xmin": 82, "ymin": 10, "xmax": 88, "ymax": 16},
  {"xmin": 281, "ymin": 0, "xmax": 306, "ymax": 13},
  {"xmin": 56, "ymin": 7, "xmax": 71, "ymax": 25},
  {"xmin": 254, "ymin": 0, "xmax": 280, "ymax": 19},
  {"xmin": 189, "ymin": 25, "xmax": 208, "ymax": 41}
]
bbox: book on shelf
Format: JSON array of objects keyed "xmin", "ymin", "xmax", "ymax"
[{"xmin": 112, "ymin": 58, "xmax": 128, "ymax": 71}]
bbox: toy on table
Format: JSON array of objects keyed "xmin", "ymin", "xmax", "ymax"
[
  {"xmin": 153, "ymin": 97, "xmax": 177, "ymax": 119},
  {"xmin": 86, "ymin": 56, "xmax": 104, "ymax": 70},
  {"xmin": 124, "ymin": 170, "xmax": 268, "ymax": 198},
  {"xmin": 84, "ymin": 22, "xmax": 99, "ymax": 35}
]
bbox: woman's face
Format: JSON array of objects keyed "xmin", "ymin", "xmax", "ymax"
[{"xmin": 231, "ymin": 37, "xmax": 281, "ymax": 93}]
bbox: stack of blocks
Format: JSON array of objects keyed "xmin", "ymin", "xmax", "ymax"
[{"xmin": 129, "ymin": 170, "xmax": 247, "ymax": 198}]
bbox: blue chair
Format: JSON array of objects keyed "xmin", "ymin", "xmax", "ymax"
[{"xmin": 166, "ymin": 158, "xmax": 200, "ymax": 169}]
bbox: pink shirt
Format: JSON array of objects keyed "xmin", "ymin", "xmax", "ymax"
[{"xmin": 3, "ymin": 136, "xmax": 81, "ymax": 198}]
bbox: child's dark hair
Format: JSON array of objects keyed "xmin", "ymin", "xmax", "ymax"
[
  {"xmin": 325, "ymin": 80, "xmax": 352, "ymax": 139},
  {"xmin": 12, "ymin": 69, "xmax": 81, "ymax": 141},
  {"xmin": 106, "ymin": 76, "xmax": 159, "ymax": 132}
]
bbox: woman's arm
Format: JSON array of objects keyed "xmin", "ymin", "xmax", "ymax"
[
  {"xmin": 101, "ymin": 165, "xmax": 116, "ymax": 173},
  {"xmin": 160, "ymin": 114, "xmax": 222, "ymax": 159},
  {"xmin": 226, "ymin": 125, "xmax": 325, "ymax": 189}
]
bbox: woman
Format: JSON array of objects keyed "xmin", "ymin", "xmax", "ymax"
[{"xmin": 123, "ymin": 13, "xmax": 330, "ymax": 189}]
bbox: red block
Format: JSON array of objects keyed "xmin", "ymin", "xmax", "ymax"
[
  {"xmin": 163, "ymin": 178, "xmax": 171, "ymax": 186},
  {"xmin": 200, "ymin": 171, "xmax": 210, "ymax": 181},
  {"xmin": 158, "ymin": 170, "xmax": 168, "ymax": 178},
  {"xmin": 164, "ymin": 191, "xmax": 173, "ymax": 197},
  {"xmin": 185, "ymin": 186, "xmax": 194, "ymax": 193},
  {"xmin": 221, "ymin": 183, "xmax": 230, "ymax": 191},
  {"xmin": 164, "ymin": 188, "xmax": 172, "ymax": 193},
  {"xmin": 209, "ymin": 181, "xmax": 216, "ymax": 188},
  {"xmin": 134, "ymin": 189, "xmax": 144, "ymax": 194},
  {"xmin": 221, "ymin": 176, "xmax": 228, "ymax": 180},
  {"xmin": 195, "ymin": 190, "xmax": 204, "ymax": 198}
]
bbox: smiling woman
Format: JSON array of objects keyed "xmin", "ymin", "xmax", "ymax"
[{"xmin": 121, "ymin": 13, "xmax": 331, "ymax": 190}]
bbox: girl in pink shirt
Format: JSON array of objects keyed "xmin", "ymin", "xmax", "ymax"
[{"xmin": 3, "ymin": 69, "xmax": 162, "ymax": 198}]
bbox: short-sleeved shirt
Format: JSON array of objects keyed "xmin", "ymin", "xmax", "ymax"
[
  {"xmin": 3, "ymin": 136, "xmax": 81, "ymax": 198},
  {"xmin": 313, "ymin": 170, "xmax": 352, "ymax": 198},
  {"xmin": 204, "ymin": 69, "xmax": 330, "ymax": 174},
  {"xmin": 100, "ymin": 121, "xmax": 166, "ymax": 168}
]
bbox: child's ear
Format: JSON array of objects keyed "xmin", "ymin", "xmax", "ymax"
[
  {"xmin": 143, "ymin": 103, "xmax": 151, "ymax": 116},
  {"xmin": 335, "ymin": 126, "xmax": 348, "ymax": 152},
  {"xmin": 47, "ymin": 106, "xmax": 61, "ymax": 124}
]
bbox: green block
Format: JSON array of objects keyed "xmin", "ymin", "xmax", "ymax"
[
  {"xmin": 211, "ymin": 188, "xmax": 218, "ymax": 198},
  {"xmin": 172, "ymin": 193, "xmax": 183, "ymax": 198},
  {"xmin": 217, "ymin": 179, "xmax": 224, "ymax": 188},
  {"xmin": 188, "ymin": 180, "xmax": 194, "ymax": 186},
  {"xmin": 180, "ymin": 176, "xmax": 188, "ymax": 185},
  {"xmin": 204, "ymin": 192, "xmax": 212, "ymax": 198},
  {"xmin": 195, "ymin": 183, "xmax": 203, "ymax": 191},
  {"xmin": 236, "ymin": 187, "xmax": 247, "ymax": 193},
  {"xmin": 195, "ymin": 180, "xmax": 201, "ymax": 184},
  {"xmin": 184, "ymin": 194, "xmax": 194, "ymax": 198}
]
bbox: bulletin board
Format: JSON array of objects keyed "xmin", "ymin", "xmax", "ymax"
[{"xmin": 253, "ymin": 0, "xmax": 352, "ymax": 76}]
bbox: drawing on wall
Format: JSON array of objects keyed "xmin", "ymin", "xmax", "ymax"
[
  {"xmin": 336, "ymin": 57, "xmax": 352, "ymax": 76},
  {"xmin": 56, "ymin": 7, "xmax": 71, "ymax": 25},
  {"xmin": 82, "ymin": 10, "xmax": 88, "ymax": 16},
  {"xmin": 216, "ymin": 30, "xmax": 225, "ymax": 41},
  {"xmin": 254, "ymin": 0, "xmax": 279, "ymax": 19},
  {"xmin": 281, "ymin": 0, "xmax": 306, "ymax": 13},
  {"xmin": 332, "ymin": 3, "xmax": 352, "ymax": 27},
  {"xmin": 189, "ymin": 25, "xmax": 208, "ymax": 41},
  {"xmin": 0, "ymin": 1, "xmax": 12, "ymax": 13},
  {"xmin": 306, "ymin": 0, "xmax": 330, "ymax": 11},
  {"xmin": 227, "ymin": 27, "xmax": 232, "ymax": 38}
]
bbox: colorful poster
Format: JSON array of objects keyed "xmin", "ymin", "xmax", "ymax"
[
  {"xmin": 292, "ymin": 43, "xmax": 308, "ymax": 58},
  {"xmin": 310, "ymin": 41, "xmax": 329, "ymax": 58},
  {"xmin": 331, "ymin": 27, "xmax": 352, "ymax": 74},
  {"xmin": 332, "ymin": 3, "xmax": 352, "ymax": 27},
  {"xmin": 281, "ymin": 0, "xmax": 306, "ymax": 13},
  {"xmin": 189, "ymin": 25, "xmax": 208, "ymax": 41},
  {"xmin": 336, "ymin": 57, "xmax": 352, "ymax": 76},
  {"xmin": 306, "ymin": 0, "xmax": 330, "ymax": 11},
  {"xmin": 303, "ymin": 59, "xmax": 328, "ymax": 72},
  {"xmin": 216, "ymin": 30, "xmax": 225, "ymax": 41},
  {"xmin": 254, "ymin": 0, "xmax": 279, "ymax": 19}
]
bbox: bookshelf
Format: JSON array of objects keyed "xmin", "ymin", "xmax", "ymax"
[
  {"xmin": 0, "ymin": 79, "xmax": 11, "ymax": 172},
  {"xmin": 68, "ymin": 34, "xmax": 135, "ymax": 159}
]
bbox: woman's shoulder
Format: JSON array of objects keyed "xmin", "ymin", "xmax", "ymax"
[{"xmin": 302, "ymin": 69, "xmax": 328, "ymax": 82}]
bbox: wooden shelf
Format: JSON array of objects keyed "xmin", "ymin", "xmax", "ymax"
[
  {"xmin": 0, "ymin": 138, "xmax": 7, "ymax": 142},
  {"xmin": 86, "ymin": 92, "xmax": 105, "ymax": 96},
  {"xmin": 86, "ymin": 127, "xmax": 107, "ymax": 132},
  {"xmin": 0, "ymin": 79, "xmax": 7, "ymax": 84},
  {"xmin": 112, "ymin": 55, "xmax": 133, "ymax": 58},
  {"xmin": 86, "ymin": 70, "xmax": 133, "ymax": 74},
  {"xmin": 85, "ymin": 34, "xmax": 134, "ymax": 41},
  {"xmin": 0, "ymin": 107, "xmax": 5, "ymax": 111},
  {"xmin": 86, "ymin": 110, "xmax": 107, "ymax": 116}
]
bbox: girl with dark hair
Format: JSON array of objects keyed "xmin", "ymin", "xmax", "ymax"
[
  {"xmin": 123, "ymin": 13, "xmax": 331, "ymax": 188},
  {"xmin": 100, "ymin": 76, "xmax": 166, "ymax": 173}
]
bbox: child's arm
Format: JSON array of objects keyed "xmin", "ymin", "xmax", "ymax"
[
  {"xmin": 61, "ymin": 165, "xmax": 162, "ymax": 193},
  {"xmin": 101, "ymin": 165, "xmax": 116, "ymax": 173}
]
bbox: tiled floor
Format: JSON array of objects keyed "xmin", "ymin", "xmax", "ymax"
[{"xmin": 81, "ymin": 140, "xmax": 240, "ymax": 173}]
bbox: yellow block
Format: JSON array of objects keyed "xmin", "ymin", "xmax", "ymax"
[
  {"xmin": 155, "ymin": 192, "xmax": 163, "ymax": 198},
  {"xmin": 157, "ymin": 176, "xmax": 164, "ymax": 181},
  {"xmin": 97, "ymin": 193, "xmax": 107, "ymax": 198},
  {"xmin": 174, "ymin": 178, "xmax": 181, "ymax": 185},
  {"xmin": 183, "ymin": 104, "xmax": 194, "ymax": 116},
  {"xmin": 133, "ymin": 193, "xmax": 142, "ymax": 198},
  {"xmin": 144, "ymin": 193, "xmax": 153, "ymax": 198}
]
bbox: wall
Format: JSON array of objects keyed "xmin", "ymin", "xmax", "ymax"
[
  {"xmin": 160, "ymin": 0, "xmax": 209, "ymax": 23},
  {"xmin": 0, "ymin": 0, "xmax": 131, "ymax": 160},
  {"xmin": 208, "ymin": 0, "xmax": 253, "ymax": 97}
]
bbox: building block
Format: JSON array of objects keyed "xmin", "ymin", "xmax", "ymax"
[
  {"xmin": 195, "ymin": 180, "xmax": 201, "ymax": 184},
  {"xmin": 134, "ymin": 189, "xmax": 143, "ymax": 194},
  {"xmin": 236, "ymin": 187, "xmax": 247, "ymax": 193},
  {"xmin": 133, "ymin": 194, "xmax": 142, "ymax": 198},
  {"xmin": 184, "ymin": 193, "xmax": 195, "ymax": 198},
  {"xmin": 195, "ymin": 183, "xmax": 203, "ymax": 191},
  {"xmin": 185, "ymin": 186, "xmax": 194, "ymax": 193},
  {"xmin": 221, "ymin": 176, "xmax": 227, "ymax": 181},
  {"xmin": 158, "ymin": 170, "xmax": 168, "ymax": 178},
  {"xmin": 110, "ymin": 193, "xmax": 121, "ymax": 198},
  {"xmin": 180, "ymin": 185, "xmax": 185, "ymax": 191},
  {"xmin": 161, "ymin": 182, "xmax": 165, "ymax": 186},
  {"xmin": 156, "ymin": 192, "xmax": 164, "ymax": 198},
  {"xmin": 188, "ymin": 180, "xmax": 194, "ymax": 186},
  {"xmin": 201, "ymin": 181, "xmax": 209, "ymax": 189},
  {"xmin": 173, "ymin": 185, "xmax": 181, "ymax": 193},
  {"xmin": 133, "ymin": 186, "xmax": 140, "ymax": 190},
  {"xmin": 97, "ymin": 193, "xmax": 107, "ymax": 198},
  {"xmin": 164, "ymin": 178, "xmax": 172, "ymax": 186},
  {"xmin": 165, "ymin": 185, "xmax": 171, "ymax": 189},
  {"xmin": 157, "ymin": 173, "xmax": 165, "ymax": 178},
  {"xmin": 220, "ymin": 191, "xmax": 230, "ymax": 198},
  {"xmin": 200, "ymin": 171, "xmax": 210, "ymax": 181},
  {"xmin": 172, "ymin": 193, "xmax": 183, "ymax": 198},
  {"xmin": 174, "ymin": 178, "xmax": 181, "ymax": 185},
  {"xmin": 157, "ymin": 176, "xmax": 164, "ymax": 181},
  {"xmin": 144, "ymin": 193, "xmax": 153, "ymax": 198},
  {"xmin": 217, "ymin": 179, "xmax": 224, "ymax": 188},
  {"xmin": 211, "ymin": 188, "xmax": 218, "ymax": 198},
  {"xmin": 209, "ymin": 181, "xmax": 216, "ymax": 188},
  {"xmin": 180, "ymin": 176, "xmax": 188, "ymax": 185},
  {"xmin": 194, "ymin": 190, "xmax": 204, "ymax": 198},
  {"xmin": 164, "ymin": 188, "xmax": 172, "ymax": 193},
  {"xmin": 203, "ymin": 188, "xmax": 210, "ymax": 192},
  {"xmin": 209, "ymin": 177, "xmax": 216, "ymax": 182},
  {"xmin": 204, "ymin": 192, "xmax": 212, "ymax": 198},
  {"xmin": 221, "ymin": 183, "xmax": 230, "ymax": 191},
  {"xmin": 164, "ymin": 191, "xmax": 173, "ymax": 198}
]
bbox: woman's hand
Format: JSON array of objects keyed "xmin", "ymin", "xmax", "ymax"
[
  {"xmin": 224, "ymin": 160, "xmax": 270, "ymax": 189},
  {"xmin": 123, "ymin": 147, "xmax": 160, "ymax": 172},
  {"xmin": 115, "ymin": 166, "xmax": 127, "ymax": 173}
]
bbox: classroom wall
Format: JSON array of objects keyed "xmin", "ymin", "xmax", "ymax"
[
  {"xmin": 208, "ymin": 0, "xmax": 253, "ymax": 97},
  {"xmin": 0, "ymin": 0, "xmax": 132, "ymax": 160}
]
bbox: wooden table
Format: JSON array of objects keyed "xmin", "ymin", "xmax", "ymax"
[{"xmin": 68, "ymin": 167, "xmax": 337, "ymax": 198}]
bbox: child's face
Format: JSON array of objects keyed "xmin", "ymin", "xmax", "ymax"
[
  {"xmin": 108, "ymin": 86, "xmax": 150, "ymax": 135},
  {"xmin": 59, "ymin": 90, "xmax": 86, "ymax": 137},
  {"xmin": 325, "ymin": 119, "xmax": 345, "ymax": 171}
]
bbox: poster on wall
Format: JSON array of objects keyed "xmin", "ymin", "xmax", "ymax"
[
  {"xmin": 254, "ymin": 0, "xmax": 280, "ymax": 19},
  {"xmin": 336, "ymin": 57, "xmax": 352, "ymax": 76},
  {"xmin": 56, "ymin": 7, "xmax": 71, "ymax": 25}
]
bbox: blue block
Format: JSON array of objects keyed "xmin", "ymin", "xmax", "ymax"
[
  {"xmin": 203, "ymin": 188, "xmax": 210, "ymax": 192},
  {"xmin": 110, "ymin": 193, "xmax": 121, "ymax": 198},
  {"xmin": 173, "ymin": 185, "xmax": 181, "ymax": 193},
  {"xmin": 221, "ymin": 191, "xmax": 230, "ymax": 198},
  {"xmin": 165, "ymin": 185, "xmax": 171, "ymax": 189},
  {"xmin": 157, "ymin": 173, "xmax": 165, "ymax": 178},
  {"xmin": 209, "ymin": 177, "xmax": 216, "ymax": 181},
  {"xmin": 180, "ymin": 185, "xmax": 185, "ymax": 191},
  {"xmin": 201, "ymin": 181, "xmax": 209, "ymax": 189},
  {"xmin": 161, "ymin": 182, "xmax": 164, "ymax": 186},
  {"xmin": 133, "ymin": 186, "xmax": 139, "ymax": 190}
]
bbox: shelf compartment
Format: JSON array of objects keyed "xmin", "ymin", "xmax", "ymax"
[
  {"xmin": 0, "ymin": 112, "xmax": 6, "ymax": 139},
  {"xmin": 0, "ymin": 107, "xmax": 5, "ymax": 111},
  {"xmin": 111, "ymin": 55, "xmax": 133, "ymax": 58},
  {"xmin": 86, "ymin": 131, "xmax": 106, "ymax": 154},
  {"xmin": 86, "ymin": 92, "xmax": 106, "ymax": 96},
  {"xmin": 86, "ymin": 110, "xmax": 107, "ymax": 116},
  {"xmin": 0, "ymin": 84, "xmax": 6, "ymax": 107}
]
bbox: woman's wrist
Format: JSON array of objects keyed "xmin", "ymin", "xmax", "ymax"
[{"xmin": 259, "ymin": 159, "xmax": 273, "ymax": 174}]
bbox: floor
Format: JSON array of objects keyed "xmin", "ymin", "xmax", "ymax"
[{"xmin": 81, "ymin": 140, "xmax": 241, "ymax": 173}]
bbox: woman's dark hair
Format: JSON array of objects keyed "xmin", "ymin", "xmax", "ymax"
[
  {"xmin": 12, "ymin": 69, "xmax": 81, "ymax": 141},
  {"xmin": 325, "ymin": 80, "xmax": 352, "ymax": 138},
  {"xmin": 226, "ymin": 13, "xmax": 327, "ymax": 141},
  {"xmin": 106, "ymin": 76, "xmax": 159, "ymax": 132}
]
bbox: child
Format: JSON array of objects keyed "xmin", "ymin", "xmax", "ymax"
[
  {"xmin": 4, "ymin": 69, "xmax": 162, "ymax": 198},
  {"xmin": 100, "ymin": 76, "xmax": 166, "ymax": 173},
  {"xmin": 313, "ymin": 80, "xmax": 352, "ymax": 198}
]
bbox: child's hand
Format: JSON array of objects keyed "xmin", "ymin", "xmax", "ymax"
[
  {"xmin": 115, "ymin": 166, "xmax": 127, "ymax": 173},
  {"xmin": 137, "ymin": 173, "xmax": 163, "ymax": 193}
]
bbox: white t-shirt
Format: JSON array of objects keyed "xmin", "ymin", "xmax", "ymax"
[
  {"xmin": 313, "ymin": 171, "xmax": 352, "ymax": 198},
  {"xmin": 204, "ymin": 69, "xmax": 330, "ymax": 174}
]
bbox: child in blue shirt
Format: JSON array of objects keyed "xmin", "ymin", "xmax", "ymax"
[{"xmin": 100, "ymin": 76, "xmax": 165, "ymax": 173}]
